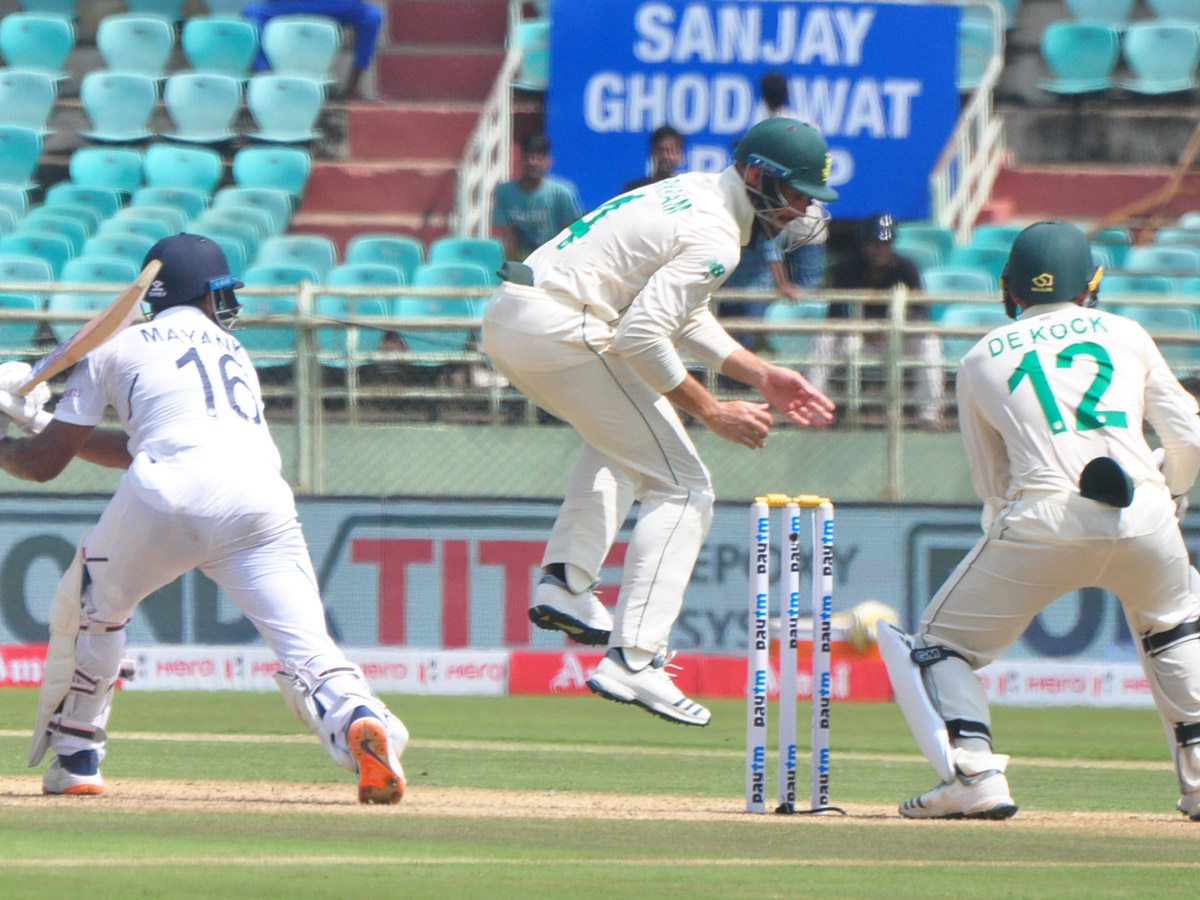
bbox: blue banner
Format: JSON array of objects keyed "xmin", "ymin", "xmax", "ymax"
[{"xmin": 546, "ymin": 0, "xmax": 960, "ymax": 220}]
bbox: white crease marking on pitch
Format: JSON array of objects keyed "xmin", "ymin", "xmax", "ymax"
[{"xmin": 0, "ymin": 730, "xmax": 1174, "ymax": 771}]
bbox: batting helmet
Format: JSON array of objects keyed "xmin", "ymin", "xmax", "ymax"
[
  {"xmin": 144, "ymin": 233, "xmax": 243, "ymax": 329},
  {"xmin": 1001, "ymin": 221, "xmax": 1100, "ymax": 317}
]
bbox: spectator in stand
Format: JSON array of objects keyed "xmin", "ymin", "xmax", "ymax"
[
  {"xmin": 756, "ymin": 70, "xmax": 827, "ymax": 290},
  {"xmin": 810, "ymin": 212, "xmax": 947, "ymax": 429},
  {"xmin": 622, "ymin": 125, "xmax": 686, "ymax": 193},
  {"xmin": 492, "ymin": 133, "xmax": 584, "ymax": 263},
  {"xmin": 243, "ymin": 1, "xmax": 384, "ymax": 101}
]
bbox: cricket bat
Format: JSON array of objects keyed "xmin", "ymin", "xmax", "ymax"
[{"xmin": 17, "ymin": 258, "xmax": 161, "ymax": 397}]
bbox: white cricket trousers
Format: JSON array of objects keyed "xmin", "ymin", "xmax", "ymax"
[
  {"xmin": 483, "ymin": 285, "xmax": 715, "ymax": 655},
  {"xmin": 918, "ymin": 485, "xmax": 1200, "ymax": 793}
]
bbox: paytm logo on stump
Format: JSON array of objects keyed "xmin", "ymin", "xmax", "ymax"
[{"xmin": 547, "ymin": 0, "xmax": 960, "ymax": 219}]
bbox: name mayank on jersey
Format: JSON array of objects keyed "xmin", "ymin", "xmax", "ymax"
[{"xmin": 137, "ymin": 323, "xmax": 244, "ymax": 355}]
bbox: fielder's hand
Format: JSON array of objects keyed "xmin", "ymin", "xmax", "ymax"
[
  {"xmin": 0, "ymin": 362, "xmax": 51, "ymax": 435},
  {"xmin": 759, "ymin": 364, "xmax": 835, "ymax": 428}
]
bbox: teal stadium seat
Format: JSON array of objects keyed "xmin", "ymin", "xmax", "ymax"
[
  {"xmin": 1148, "ymin": 0, "xmax": 1200, "ymax": 24},
  {"xmin": 143, "ymin": 144, "xmax": 223, "ymax": 195},
  {"xmin": 1153, "ymin": 227, "xmax": 1200, "ymax": 246},
  {"xmin": 98, "ymin": 215, "xmax": 171, "ymax": 243},
  {"xmin": 1101, "ymin": 273, "xmax": 1176, "ymax": 298},
  {"xmin": 1121, "ymin": 22, "xmax": 1200, "ymax": 95},
  {"xmin": 0, "ymin": 253, "xmax": 53, "ymax": 283},
  {"xmin": 81, "ymin": 233, "xmax": 156, "ymax": 266},
  {"xmin": 1178, "ymin": 211, "xmax": 1200, "ymax": 230},
  {"xmin": 1091, "ymin": 225, "xmax": 1132, "ymax": 269},
  {"xmin": 1038, "ymin": 22, "xmax": 1120, "ymax": 94},
  {"xmin": 241, "ymin": 263, "xmax": 320, "ymax": 286},
  {"xmin": 29, "ymin": 202, "xmax": 101, "ymax": 238},
  {"xmin": 20, "ymin": 211, "xmax": 87, "ymax": 254},
  {"xmin": 132, "ymin": 185, "xmax": 208, "ymax": 221},
  {"xmin": 79, "ymin": 71, "xmax": 157, "ymax": 144},
  {"xmin": 69, "ymin": 147, "xmax": 144, "ymax": 195},
  {"xmin": 1091, "ymin": 245, "xmax": 1118, "ymax": 272},
  {"xmin": 957, "ymin": 18, "xmax": 997, "ymax": 93},
  {"xmin": 892, "ymin": 237, "xmax": 940, "ymax": 273},
  {"xmin": 946, "ymin": 245, "xmax": 1009, "ymax": 283},
  {"xmin": 237, "ymin": 267, "xmax": 304, "ymax": 368},
  {"xmin": 203, "ymin": 0, "xmax": 248, "ymax": 14},
  {"xmin": 0, "ymin": 292, "xmax": 42, "ymax": 356},
  {"xmin": 261, "ymin": 15, "xmax": 340, "ymax": 82},
  {"xmin": 196, "ymin": 205, "xmax": 276, "ymax": 243},
  {"xmin": 1064, "ymin": 0, "xmax": 1135, "ymax": 26},
  {"xmin": 16, "ymin": 0, "xmax": 77, "ymax": 12},
  {"xmin": 0, "ymin": 231, "xmax": 72, "ymax": 277},
  {"xmin": 187, "ymin": 228, "xmax": 248, "ymax": 277},
  {"xmin": 396, "ymin": 262, "xmax": 492, "ymax": 360},
  {"xmin": 95, "ymin": 15, "xmax": 175, "ymax": 79},
  {"xmin": 46, "ymin": 289, "xmax": 112, "ymax": 342},
  {"xmin": 427, "ymin": 237, "xmax": 505, "ymax": 282},
  {"xmin": 0, "ymin": 125, "xmax": 42, "ymax": 190},
  {"xmin": 895, "ymin": 222, "xmax": 956, "ymax": 263},
  {"xmin": 162, "ymin": 72, "xmax": 242, "ymax": 144},
  {"xmin": 181, "ymin": 16, "xmax": 259, "ymax": 80},
  {"xmin": 114, "ymin": 203, "xmax": 188, "ymax": 234},
  {"xmin": 256, "ymin": 234, "xmax": 337, "ymax": 281},
  {"xmin": 1112, "ymin": 303, "xmax": 1200, "ymax": 373},
  {"xmin": 969, "ymin": 223, "xmax": 1025, "ymax": 252},
  {"xmin": 316, "ymin": 263, "xmax": 401, "ymax": 366},
  {"xmin": 0, "ymin": 184, "xmax": 29, "ymax": 217},
  {"xmin": 939, "ymin": 304, "xmax": 1012, "ymax": 368},
  {"xmin": 1124, "ymin": 245, "xmax": 1200, "ymax": 276},
  {"xmin": 233, "ymin": 146, "xmax": 311, "ymax": 199},
  {"xmin": 0, "ymin": 206, "xmax": 17, "ymax": 235},
  {"xmin": 122, "ymin": 0, "xmax": 187, "ymax": 21},
  {"xmin": 1178, "ymin": 276, "xmax": 1200, "ymax": 296},
  {"xmin": 762, "ymin": 300, "xmax": 828, "ymax": 361},
  {"xmin": 0, "ymin": 14, "xmax": 74, "ymax": 80},
  {"xmin": 0, "ymin": 69, "xmax": 56, "ymax": 134},
  {"xmin": 245, "ymin": 74, "xmax": 324, "ymax": 143},
  {"xmin": 511, "ymin": 19, "xmax": 549, "ymax": 92},
  {"xmin": 61, "ymin": 255, "xmax": 139, "ymax": 284},
  {"xmin": 346, "ymin": 233, "xmax": 424, "ymax": 283},
  {"xmin": 213, "ymin": 187, "xmax": 292, "ymax": 235},
  {"xmin": 923, "ymin": 266, "xmax": 997, "ymax": 320},
  {"xmin": 46, "ymin": 183, "xmax": 123, "ymax": 219}
]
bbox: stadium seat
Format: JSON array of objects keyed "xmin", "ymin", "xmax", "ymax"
[
  {"xmin": 95, "ymin": 14, "xmax": 175, "ymax": 79},
  {"xmin": 427, "ymin": 237, "xmax": 505, "ymax": 281},
  {"xmin": 1147, "ymin": 0, "xmax": 1200, "ymax": 24},
  {"xmin": 0, "ymin": 125, "xmax": 42, "ymax": 190},
  {"xmin": 0, "ymin": 231, "xmax": 72, "ymax": 277},
  {"xmin": 346, "ymin": 233, "xmax": 424, "ymax": 283},
  {"xmin": 1064, "ymin": 0, "xmax": 1136, "ymax": 26},
  {"xmin": 0, "ymin": 69, "xmax": 56, "ymax": 134},
  {"xmin": 0, "ymin": 206, "xmax": 17, "ymax": 235},
  {"xmin": 192, "ymin": 213, "xmax": 261, "ymax": 262},
  {"xmin": 162, "ymin": 72, "xmax": 242, "ymax": 144},
  {"xmin": 395, "ymin": 262, "xmax": 492, "ymax": 360},
  {"xmin": 316, "ymin": 264, "xmax": 402, "ymax": 368},
  {"xmin": 241, "ymin": 262, "xmax": 320, "ymax": 286},
  {"xmin": 1101, "ymin": 273, "xmax": 1176, "ymax": 298},
  {"xmin": 15, "ymin": 0, "xmax": 77, "ymax": 12},
  {"xmin": 122, "ymin": 0, "xmax": 187, "ymax": 20},
  {"xmin": 80, "ymin": 233, "xmax": 156, "ymax": 266},
  {"xmin": 1091, "ymin": 244, "xmax": 1118, "ymax": 272},
  {"xmin": 143, "ymin": 144, "xmax": 223, "ymax": 195},
  {"xmin": 1112, "ymin": 303, "xmax": 1200, "ymax": 373},
  {"xmin": 46, "ymin": 290, "xmax": 111, "ymax": 342},
  {"xmin": 256, "ymin": 234, "xmax": 337, "ymax": 281},
  {"xmin": 939, "ymin": 304, "xmax": 1012, "ymax": 367},
  {"xmin": 762, "ymin": 300, "xmax": 828, "ymax": 361},
  {"xmin": 188, "ymin": 228, "xmax": 247, "ymax": 277},
  {"xmin": 203, "ymin": 0, "xmax": 247, "ymax": 14},
  {"xmin": 957, "ymin": 18, "xmax": 997, "ymax": 93},
  {"xmin": 0, "ymin": 184, "xmax": 29, "ymax": 217},
  {"xmin": 946, "ymin": 246, "xmax": 1009, "ymax": 283},
  {"xmin": 895, "ymin": 222, "xmax": 956, "ymax": 263},
  {"xmin": 1121, "ymin": 22, "xmax": 1200, "ymax": 94},
  {"xmin": 1153, "ymin": 227, "xmax": 1200, "ymax": 245},
  {"xmin": 1038, "ymin": 22, "xmax": 1120, "ymax": 94},
  {"xmin": 0, "ymin": 13, "xmax": 74, "ymax": 80},
  {"xmin": 1091, "ymin": 225, "xmax": 1133, "ymax": 269},
  {"xmin": 45, "ymin": 183, "xmax": 123, "ymax": 219},
  {"xmin": 245, "ymin": 74, "xmax": 324, "ymax": 143},
  {"xmin": 236, "ymin": 268, "xmax": 300, "ymax": 367},
  {"xmin": 232, "ymin": 146, "xmax": 311, "ymax": 199},
  {"xmin": 212, "ymin": 187, "xmax": 292, "ymax": 235},
  {"xmin": 511, "ymin": 19, "xmax": 549, "ymax": 92},
  {"xmin": 69, "ymin": 147, "xmax": 144, "ymax": 195},
  {"xmin": 1124, "ymin": 245, "xmax": 1200, "ymax": 276},
  {"xmin": 1177, "ymin": 276, "xmax": 1200, "ymax": 296},
  {"xmin": 79, "ymin": 71, "xmax": 158, "ymax": 144},
  {"xmin": 131, "ymin": 185, "xmax": 207, "ymax": 221},
  {"xmin": 29, "ymin": 201, "xmax": 101, "ymax": 237},
  {"xmin": 923, "ymin": 265, "xmax": 998, "ymax": 302},
  {"xmin": 1178, "ymin": 211, "xmax": 1200, "ymax": 231},
  {"xmin": 969, "ymin": 223, "xmax": 1025, "ymax": 252},
  {"xmin": 61, "ymin": 255, "xmax": 139, "ymax": 284},
  {"xmin": 19, "ymin": 211, "xmax": 88, "ymax": 253},
  {"xmin": 0, "ymin": 253, "xmax": 52, "ymax": 282},
  {"xmin": 0, "ymin": 292, "xmax": 42, "ymax": 357},
  {"xmin": 197, "ymin": 205, "xmax": 276, "ymax": 243},
  {"xmin": 181, "ymin": 16, "xmax": 259, "ymax": 80},
  {"xmin": 892, "ymin": 237, "xmax": 940, "ymax": 273},
  {"xmin": 114, "ymin": 203, "xmax": 188, "ymax": 234},
  {"xmin": 260, "ymin": 15, "xmax": 340, "ymax": 82},
  {"xmin": 97, "ymin": 215, "xmax": 171, "ymax": 243}
]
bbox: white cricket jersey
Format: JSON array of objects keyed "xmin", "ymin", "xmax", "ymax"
[
  {"xmin": 519, "ymin": 167, "xmax": 751, "ymax": 392},
  {"xmin": 956, "ymin": 302, "xmax": 1200, "ymax": 502}
]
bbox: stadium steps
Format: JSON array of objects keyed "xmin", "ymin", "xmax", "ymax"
[{"xmin": 990, "ymin": 164, "xmax": 1200, "ymax": 220}]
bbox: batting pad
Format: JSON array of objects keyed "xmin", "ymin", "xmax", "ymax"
[
  {"xmin": 877, "ymin": 623, "xmax": 957, "ymax": 783},
  {"xmin": 28, "ymin": 544, "xmax": 85, "ymax": 767}
]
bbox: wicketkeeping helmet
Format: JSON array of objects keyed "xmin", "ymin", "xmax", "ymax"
[
  {"xmin": 733, "ymin": 118, "xmax": 838, "ymax": 203},
  {"xmin": 1001, "ymin": 220, "xmax": 1102, "ymax": 318}
]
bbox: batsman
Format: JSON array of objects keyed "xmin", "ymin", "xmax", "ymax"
[{"xmin": 881, "ymin": 221, "xmax": 1200, "ymax": 820}]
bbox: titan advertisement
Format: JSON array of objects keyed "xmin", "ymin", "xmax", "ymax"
[
  {"xmin": 546, "ymin": 0, "xmax": 960, "ymax": 217},
  {"xmin": 0, "ymin": 495, "xmax": 1185, "ymax": 664}
]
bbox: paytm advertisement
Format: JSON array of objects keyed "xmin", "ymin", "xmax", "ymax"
[{"xmin": 546, "ymin": 0, "xmax": 960, "ymax": 218}]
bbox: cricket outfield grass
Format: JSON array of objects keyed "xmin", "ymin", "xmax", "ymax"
[{"xmin": 0, "ymin": 690, "xmax": 1195, "ymax": 899}]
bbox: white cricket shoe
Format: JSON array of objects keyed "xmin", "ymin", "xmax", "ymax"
[
  {"xmin": 586, "ymin": 648, "xmax": 711, "ymax": 726},
  {"xmin": 43, "ymin": 750, "xmax": 104, "ymax": 796},
  {"xmin": 1178, "ymin": 791, "xmax": 1200, "ymax": 820},
  {"xmin": 528, "ymin": 573, "xmax": 612, "ymax": 646},
  {"xmin": 900, "ymin": 760, "xmax": 1017, "ymax": 820}
]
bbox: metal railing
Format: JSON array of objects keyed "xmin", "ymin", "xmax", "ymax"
[{"xmin": 930, "ymin": 0, "xmax": 1008, "ymax": 246}]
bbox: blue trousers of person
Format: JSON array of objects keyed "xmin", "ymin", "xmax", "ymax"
[{"xmin": 244, "ymin": 1, "xmax": 383, "ymax": 71}]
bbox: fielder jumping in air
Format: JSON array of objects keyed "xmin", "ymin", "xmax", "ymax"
[
  {"xmin": 482, "ymin": 118, "xmax": 836, "ymax": 726},
  {"xmin": 880, "ymin": 221, "xmax": 1200, "ymax": 820},
  {"xmin": 0, "ymin": 234, "xmax": 408, "ymax": 803}
]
